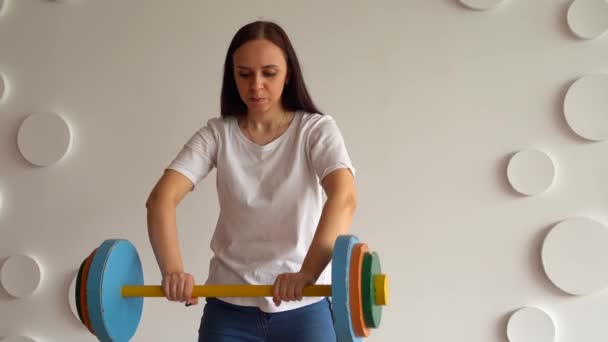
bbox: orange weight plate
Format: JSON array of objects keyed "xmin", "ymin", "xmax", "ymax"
[{"xmin": 349, "ymin": 243, "xmax": 370, "ymax": 337}]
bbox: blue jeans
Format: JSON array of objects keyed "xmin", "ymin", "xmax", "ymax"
[{"xmin": 198, "ymin": 297, "xmax": 337, "ymax": 342}]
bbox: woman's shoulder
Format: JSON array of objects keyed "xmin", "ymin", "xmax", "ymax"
[
  {"xmin": 297, "ymin": 111, "xmax": 340, "ymax": 135},
  {"xmin": 185, "ymin": 115, "xmax": 234, "ymax": 145},
  {"xmin": 298, "ymin": 111, "xmax": 336, "ymax": 128},
  {"xmin": 207, "ymin": 115, "xmax": 234, "ymax": 126},
  {"xmin": 195, "ymin": 115, "xmax": 234, "ymax": 133}
]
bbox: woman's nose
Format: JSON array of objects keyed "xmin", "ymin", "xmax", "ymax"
[{"xmin": 249, "ymin": 74, "xmax": 263, "ymax": 90}]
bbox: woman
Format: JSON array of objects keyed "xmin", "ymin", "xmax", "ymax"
[{"xmin": 146, "ymin": 20, "xmax": 357, "ymax": 341}]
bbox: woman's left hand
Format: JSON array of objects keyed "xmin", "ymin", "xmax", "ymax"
[{"xmin": 272, "ymin": 271, "xmax": 316, "ymax": 307}]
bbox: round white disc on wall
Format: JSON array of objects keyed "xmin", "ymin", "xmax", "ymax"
[
  {"xmin": 506, "ymin": 150, "xmax": 555, "ymax": 196},
  {"xmin": 564, "ymin": 74, "xmax": 608, "ymax": 141},
  {"xmin": 17, "ymin": 112, "xmax": 72, "ymax": 167},
  {"xmin": 542, "ymin": 217, "xmax": 608, "ymax": 295},
  {"xmin": 567, "ymin": 0, "xmax": 608, "ymax": 39},
  {"xmin": 506, "ymin": 307, "xmax": 555, "ymax": 342},
  {"xmin": 0, "ymin": 255, "xmax": 42, "ymax": 298}
]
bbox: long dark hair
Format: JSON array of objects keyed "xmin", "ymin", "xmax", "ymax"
[{"xmin": 220, "ymin": 21, "xmax": 322, "ymax": 117}]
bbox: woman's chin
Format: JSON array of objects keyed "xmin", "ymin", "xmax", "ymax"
[{"xmin": 247, "ymin": 104, "xmax": 273, "ymax": 114}]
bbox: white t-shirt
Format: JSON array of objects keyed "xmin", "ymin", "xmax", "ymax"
[{"xmin": 167, "ymin": 111, "xmax": 355, "ymax": 312}]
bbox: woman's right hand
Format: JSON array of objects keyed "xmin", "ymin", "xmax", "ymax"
[{"xmin": 162, "ymin": 271, "xmax": 199, "ymax": 306}]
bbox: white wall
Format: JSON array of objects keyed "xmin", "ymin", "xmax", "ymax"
[{"xmin": 1, "ymin": 0, "xmax": 608, "ymax": 341}]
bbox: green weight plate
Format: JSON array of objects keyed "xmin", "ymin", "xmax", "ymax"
[{"xmin": 361, "ymin": 251, "xmax": 382, "ymax": 328}]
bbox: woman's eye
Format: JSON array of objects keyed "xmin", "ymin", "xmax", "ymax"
[{"xmin": 237, "ymin": 72, "xmax": 276, "ymax": 78}]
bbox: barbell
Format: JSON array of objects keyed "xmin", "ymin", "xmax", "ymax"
[{"xmin": 74, "ymin": 235, "xmax": 388, "ymax": 342}]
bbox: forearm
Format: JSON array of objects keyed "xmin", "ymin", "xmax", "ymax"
[
  {"xmin": 300, "ymin": 195, "xmax": 356, "ymax": 282},
  {"xmin": 146, "ymin": 200, "xmax": 184, "ymax": 276}
]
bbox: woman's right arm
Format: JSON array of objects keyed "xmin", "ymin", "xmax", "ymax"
[{"xmin": 146, "ymin": 169, "xmax": 198, "ymax": 305}]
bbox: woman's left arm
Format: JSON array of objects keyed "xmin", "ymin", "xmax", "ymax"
[
  {"xmin": 272, "ymin": 168, "xmax": 357, "ymax": 306},
  {"xmin": 301, "ymin": 168, "xmax": 357, "ymax": 281}
]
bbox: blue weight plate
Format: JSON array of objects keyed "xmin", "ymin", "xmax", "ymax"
[
  {"xmin": 332, "ymin": 235, "xmax": 362, "ymax": 342},
  {"xmin": 87, "ymin": 239, "xmax": 144, "ymax": 342}
]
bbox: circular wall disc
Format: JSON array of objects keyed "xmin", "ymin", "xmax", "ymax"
[
  {"xmin": 567, "ymin": 0, "xmax": 608, "ymax": 39},
  {"xmin": 0, "ymin": 254, "xmax": 42, "ymax": 298},
  {"xmin": 564, "ymin": 74, "xmax": 608, "ymax": 141},
  {"xmin": 17, "ymin": 112, "xmax": 72, "ymax": 167},
  {"xmin": 507, "ymin": 150, "xmax": 555, "ymax": 196},
  {"xmin": 542, "ymin": 217, "xmax": 608, "ymax": 295},
  {"xmin": 506, "ymin": 307, "xmax": 555, "ymax": 342}
]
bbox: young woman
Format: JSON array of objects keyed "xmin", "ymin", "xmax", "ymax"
[{"xmin": 146, "ymin": 20, "xmax": 357, "ymax": 341}]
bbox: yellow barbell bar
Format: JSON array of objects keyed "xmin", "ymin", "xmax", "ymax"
[
  {"xmin": 122, "ymin": 276, "xmax": 388, "ymax": 305},
  {"xmin": 122, "ymin": 284, "xmax": 332, "ymax": 298}
]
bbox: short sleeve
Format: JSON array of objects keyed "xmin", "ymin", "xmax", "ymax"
[
  {"xmin": 307, "ymin": 115, "xmax": 355, "ymax": 182},
  {"xmin": 166, "ymin": 120, "xmax": 218, "ymax": 187}
]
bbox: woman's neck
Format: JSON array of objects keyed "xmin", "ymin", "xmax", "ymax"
[{"xmin": 242, "ymin": 108, "xmax": 293, "ymax": 133}]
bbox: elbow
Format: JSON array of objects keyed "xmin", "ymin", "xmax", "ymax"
[
  {"xmin": 145, "ymin": 191, "xmax": 159, "ymax": 211},
  {"xmin": 145, "ymin": 189, "xmax": 173, "ymax": 212}
]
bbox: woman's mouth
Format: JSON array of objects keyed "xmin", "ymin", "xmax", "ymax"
[{"xmin": 250, "ymin": 97, "xmax": 266, "ymax": 104}]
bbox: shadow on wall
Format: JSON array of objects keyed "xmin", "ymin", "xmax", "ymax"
[
  {"xmin": 496, "ymin": 152, "xmax": 522, "ymax": 198},
  {"xmin": 557, "ymin": 0, "xmax": 581, "ymax": 40},
  {"xmin": 552, "ymin": 78, "xmax": 592, "ymax": 145},
  {"xmin": 448, "ymin": 0, "xmax": 473, "ymax": 10},
  {"xmin": 0, "ymin": 256, "xmax": 11, "ymax": 300},
  {"xmin": 530, "ymin": 222, "xmax": 573, "ymax": 298},
  {"xmin": 448, "ymin": 0, "xmax": 509, "ymax": 11},
  {"xmin": 495, "ymin": 309, "xmax": 513, "ymax": 342},
  {"xmin": 5, "ymin": 115, "xmax": 30, "ymax": 168}
]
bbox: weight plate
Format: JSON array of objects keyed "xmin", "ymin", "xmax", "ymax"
[
  {"xmin": 75, "ymin": 257, "xmax": 85, "ymax": 326},
  {"xmin": 362, "ymin": 251, "xmax": 382, "ymax": 328},
  {"xmin": 332, "ymin": 235, "xmax": 362, "ymax": 342},
  {"xmin": 80, "ymin": 249, "xmax": 96, "ymax": 334},
  {"xmin": 349, "ymin": 243, "xmax": 370, "ymax": 337},
  {"xmin": 87, "ymin": 239, "xmax": 144, "ymax": 342}
]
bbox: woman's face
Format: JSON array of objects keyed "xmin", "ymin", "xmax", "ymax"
[{"xmin": 233, "ymin": 39, "xmax": 289, "ymax": 115}]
